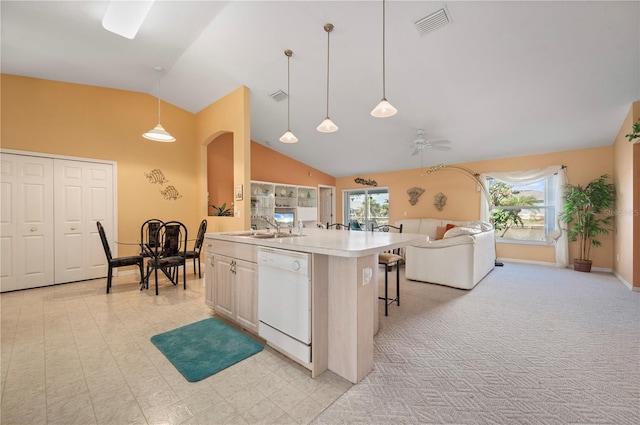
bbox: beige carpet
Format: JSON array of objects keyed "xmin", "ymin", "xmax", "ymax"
[{"xmin": 314, "ymin": 262, "xmax": 640, "ymax": 424}]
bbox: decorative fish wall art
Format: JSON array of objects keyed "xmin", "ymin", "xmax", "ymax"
[
  {"xmin": 145, "ymin": 169, "xmax": 183, "ymax": 201},
  {"xmin": 145, "ymin": 169, "xmax": 169, "ymax": 185},
  {"xmin": 159, "ymin": 185, "xmax": 183, "ymax": 201}
]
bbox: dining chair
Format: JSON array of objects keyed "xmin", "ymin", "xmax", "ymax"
[
  {"xmin": 349, "ymin": 220, "xmax": 363, "ymax": 231},
  {"xmin": 372, "ymin": 223, "xmax": 403, "ymax": 316},
  {"xmin": 96, "ymin": 221, "xmax": 144, "ymax": 294},
  {"xmin": 184, "ymin": 219, "xmax": 207, "ymax": 278},
  {"xmin": 327, "ymin": 222, "xmax": 350, "ymax": 230},
  {"xmin": 140, "ymin": 219, "xmax": 164, "ymax": 259},
  {"xmin": 144, "ymin": 221, "xmax": 188, "ymax": 295}
]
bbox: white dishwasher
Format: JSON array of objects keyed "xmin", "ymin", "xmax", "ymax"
[{"xmin": 257, "ymin": 247, "xmax": 312, "ymax": 366}]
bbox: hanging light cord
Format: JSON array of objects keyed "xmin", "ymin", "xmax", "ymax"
[
  {"xmin": 156, "ymin": 77, "xmax": 161, "ymax": 124},
  {"xmin": 325, "ymin": 24, "xmax": 332, "ymax": 118},
  {"xmin": 286, "ymin": 51, "xmax": 292, "ymax": 130},
  {"xmin": 382, "ymin": 0, "xmax": 387, "ymax": 100}
]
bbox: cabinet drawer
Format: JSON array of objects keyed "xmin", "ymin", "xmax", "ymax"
[
  {"xmin": 213, "ymin": 240, "xmax": 256, "ymax": 263},
  {"xmin": 204, "ymin": 238, "xmax": 215, "ymax": 254}
]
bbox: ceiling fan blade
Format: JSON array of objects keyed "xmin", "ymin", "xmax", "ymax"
[
  {"xmin": 411, "ymin": 146, "xmax": 421, "ymax": 156},
  {"xmin": 429, "ymin": 140, "xmax": 451, "ymax": 145},
  {"xmin": 431, "ymin": 145, "xmax": 451, "ymax": 151}
]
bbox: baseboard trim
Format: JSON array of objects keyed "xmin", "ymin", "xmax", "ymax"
[
  {"xmin": 497, "ymin": 258, "xmax": 615, "ymax": 274},
  {"xmin": 613, "ymin": 271, "xmax": 637, "ymax": 291},
  {"xmin": 496, "ymin": 258, "xmax": 557, "ymax": 268}
]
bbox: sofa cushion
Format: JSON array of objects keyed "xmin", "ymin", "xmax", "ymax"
[
  {"xmin": 396, "ymin": 219, "xmax": 421, "ymax": 234},
  {"xmin": 443, "ymin": 226, "xmax": 482, "ymax": 239},
  {"xmin": 418, "ymin": 219, "xmax": 441, "ymax": 238},
  {"xmin": 435, "ymin": 226, "xmax": 447, "ymax": 240}
]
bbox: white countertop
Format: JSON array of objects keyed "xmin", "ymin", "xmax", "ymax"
[{"xmin": 205, "ymin": 228, "xmax": 427, "ymax": 258}]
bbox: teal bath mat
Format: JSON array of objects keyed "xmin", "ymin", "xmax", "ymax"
[{"xmin": 151, "ymin": 318, "xmax": 263, "ymax": 382}]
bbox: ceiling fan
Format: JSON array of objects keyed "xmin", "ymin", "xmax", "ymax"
[{"xmin": 410, "ymin": 129, "xmax": 451, "ymax": 156}]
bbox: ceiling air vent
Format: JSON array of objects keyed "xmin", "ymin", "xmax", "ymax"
[
  {"xmin": 269, "ymin": 90, "xmax": 288, "ymax": 102},
  {"xmin": 414, "ymin": 8, "xmax": 450, "ymax": 37}
]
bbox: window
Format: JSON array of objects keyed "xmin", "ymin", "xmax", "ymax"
[
  {"xmin": 488, "ymin": 174, "xmax": 557, "ymax": 243},
  {"xmin": 343, "ymin": 188, "xmax": 389, "ymax": 231}
]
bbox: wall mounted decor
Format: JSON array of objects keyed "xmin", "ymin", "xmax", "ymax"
[
  {"xmin": 354, "ymin": 177, "xmax": 378, "ymax": 187},
  {"xmin": 145, "ymin": 168, "xmax": 169, "ymax": 184},
  {"xmin": 407, "ymin": 187, "xmax": 425, "ymax": 205},
  {"xmin": 235, "ymin": 184, "xmax": 243, "ymax": 201},
  {"xmin": 434, "ymin": 192, "xmax": 447, "ymax": 211},
  {"xmin": 159, "ymin": 185, "xmax": 182, "ymax": 200}
]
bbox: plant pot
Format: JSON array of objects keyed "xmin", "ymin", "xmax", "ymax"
[{"xmin": 573, "ymin": 259, "xmax": 592, "ymax": 273}]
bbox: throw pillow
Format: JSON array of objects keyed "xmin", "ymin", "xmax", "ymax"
[
  {"xmin": 435, "ymin": 226, "xmax": 446, "ymax": 240},
  {"xmin": 445, "ymin": 223, "xmax": 456, "ymax": 231}
]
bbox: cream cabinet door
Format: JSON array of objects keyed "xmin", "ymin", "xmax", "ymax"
[
  {"xmin": 0, "ymin": 154, "xmax": 54, "ymax": 291},
  {"xmin": 204, "ymin": 254, "xmax": 214, "ymax": 308},
  {"xmin": 234, "ymin": 258, "xmax": 258, "ymax": 333},
  {"xmin": 213, "ymin": 255, "xmax": 234, "ymax": 319}
]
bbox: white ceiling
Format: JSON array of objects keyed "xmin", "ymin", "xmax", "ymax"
[{"xmin": 2, "ymin": 1, "xmax": 638, "ymax": 177}]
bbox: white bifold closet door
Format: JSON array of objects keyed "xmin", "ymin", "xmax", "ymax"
[
  {"xmin": 0, "ymin": 154, "xmax": 55, "ymax": 292},
  {"xmin": 0, "ymin": 152, "xmax": 115, "ymax": 292},
  {"xmin": 54, "ymin": 159, "xmax": 113, "ymax": 284}
]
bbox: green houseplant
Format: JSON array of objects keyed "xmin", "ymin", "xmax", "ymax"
[
  {"xmin": 625, "ymin": 118, "xmax": 640, "ymax": 142},
  {"xmin": 559, "ymin": 174, "xmax": 616, "ymax": 272},
  {"xmin": 210, "ymin": 202, "xmax": 233, "ymax": 217}
]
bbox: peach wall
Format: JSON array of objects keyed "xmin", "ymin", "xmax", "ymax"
[
  {"xmin": 250, "ymin": 141, "xmax": 335, "ymax": 187},
  {"xmin": 207, "ymin": 132, "xmax": 234, "ymax": 214},
  {"xmin": 0, "ymin": 74, "xmax": 199, "ymax": 257},
  {"xmin": 336, "ymin": 146, "xmax": 616, "ymax": 269},
  {"xmin": 634, "ymin": 142, "xmax": 639, "ymax": 288},
  {"xmin": 195, "ymin": 86, "xmax": 251, "ymax": 232},
  {"xmin": 612, "ymin": 103, "xmax": 638, "ymax": 287}
]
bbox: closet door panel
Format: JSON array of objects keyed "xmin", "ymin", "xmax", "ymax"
[
  {"xmin": 85, "ymin": 163, "xmax": 112, "ymax": 279},
  {"xmin": 55, "ymin": 161, "xmax": 86, "ymax": 283},
  {"xmin": 0, "ymin": 154, "xmax": 54, "ymax": 291}
]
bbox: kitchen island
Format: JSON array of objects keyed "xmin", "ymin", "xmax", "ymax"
[{"xmin": 204, "ymin": 227, "xmax": 426, "ymax": 384}]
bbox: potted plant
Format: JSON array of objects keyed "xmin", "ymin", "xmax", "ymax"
[
  {"xmin": 559, "ymin": 174, "xmax": 616, "ymax": 272},
  {"xmin": 210, "ymin": 202, "xmax": 233, "ymax": 216},
  {"xmin": 625, "ymin": 118, "xmax": 640, "ymax": 142}
]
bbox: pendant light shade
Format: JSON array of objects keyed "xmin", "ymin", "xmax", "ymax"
[
  {"xmin": 280, "ymin": 130, "xmax": 298, "ymax": 144},
  {"xmin": 371, "ymin": 0, "xmax": 397, "ymax": 118},
  {"xmin": 279, "ymin": 49, "xmax": 298, "ymax": 143},
  {"xmin": 317, "ymin": 23, "xmax": 338, "ymax": 133},
  {"xmin": 143, "ymin": 124, "xmax": 175, "ymax": 142},
  {"xmin": 143, "ymin": 67, "xmax": 175, "ymax": 142}
]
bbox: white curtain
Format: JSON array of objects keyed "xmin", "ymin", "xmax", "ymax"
[{"xmin": 479, "ymin": 165, "xmax": 568, "ymax": 268}]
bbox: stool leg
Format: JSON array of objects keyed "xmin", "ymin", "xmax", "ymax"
[
  {"xmin": 396, "ymin": 262, "xmax": 400, "ymax": 306},
  {"xmin": 384, "ymin": 267, "xmax": 389, "ymax": 316}
]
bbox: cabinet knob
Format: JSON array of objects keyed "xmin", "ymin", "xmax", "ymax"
[
  {"xmin": 70, "ymin": 226, "xmax": 76, "ymax": 231},
  {"xmin": 30, "ymin": 227, "xmax": 37, "ymax": 232}
]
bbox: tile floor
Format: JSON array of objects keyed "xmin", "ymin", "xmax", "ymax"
[{"xmin": 0, "ymin": 273, "xmax": 352, "ymax": 425}]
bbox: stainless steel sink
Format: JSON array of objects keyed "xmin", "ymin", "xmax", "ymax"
[
  {"xmin": 224, "ymin": 231, "xmax": 255, "ymax": 236},
  {"xmin": 249, "ymin": 232, "xmax": 304, "ymax": 239}
]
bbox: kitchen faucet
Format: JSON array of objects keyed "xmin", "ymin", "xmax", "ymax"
[{"xmin": 262, "ymin": 216, "xmax": 280, "ymax": 233}]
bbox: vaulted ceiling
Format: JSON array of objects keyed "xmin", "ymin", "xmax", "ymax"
[{"xmin": 2, "ymin": 1, "xmax": 638, "ymax": 177}]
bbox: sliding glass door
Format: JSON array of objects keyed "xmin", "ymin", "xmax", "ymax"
[{"xmin": 343, "ymin": 188, "xmax": 389, "ymax": 231}]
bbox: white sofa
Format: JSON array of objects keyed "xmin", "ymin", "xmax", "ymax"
[{"xmin": 396, "ymin": 218, "xmax": 496, "ymax": 290}]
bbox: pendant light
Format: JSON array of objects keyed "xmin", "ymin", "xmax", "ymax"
[
  {"xmin": 143, "ymin": 67, "xmax": 175, "ymax": 142},
  {"xmin": 279, "ymin": 49, "xmax": 298, "ymax": 143},
  {"xmin": 317, "ymin": 23, "xmax": 338, "ymax": 133},
  {"xmin": 371, "ymin": 0, "xmax": 397, "ymax": 118}
]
